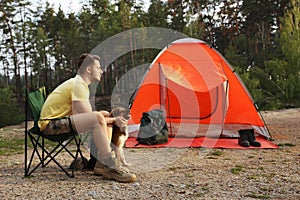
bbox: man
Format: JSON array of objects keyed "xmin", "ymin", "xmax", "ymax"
[{"xmin": 39, "ymin": 53, "xmax": 136, "ymax": 183}]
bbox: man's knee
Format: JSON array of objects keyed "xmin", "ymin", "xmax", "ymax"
[
  {"xmin": 100, "ymin": 110, "xmax": 110, "ymax": 117},
  {"xmin": 95, "ymin": 111, "xmax": 106, "ymax": 125}
]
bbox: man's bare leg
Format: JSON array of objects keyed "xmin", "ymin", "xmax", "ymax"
[
  {"xmin": 100, "ymin": 111, "xmax": 113, "ymax": 141},
  {"xmin": 71, "ymin": 111, "xmax": 136, "ymax": 182},
  {"xmin": 71, "ymin": 111, "xmax": 111, "ymax": 158}
]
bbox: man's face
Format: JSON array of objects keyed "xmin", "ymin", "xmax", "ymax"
[{"xmin": 91, "ymin": 60, "xmax": 103, "ymax": 82}]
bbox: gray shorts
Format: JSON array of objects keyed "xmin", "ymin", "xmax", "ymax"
[{"xmin": 42, "ymin": 117, "xmax": 77, "ymax": 135}]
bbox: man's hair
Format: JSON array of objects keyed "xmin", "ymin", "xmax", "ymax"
[{"xmin": 77, "ymin": 54, "xmax": 101, "ymax": 74}]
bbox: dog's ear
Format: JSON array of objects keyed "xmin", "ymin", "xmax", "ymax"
[
  {"xmin": 109, "ymin": 111, "xmax": 114, "ymax": 117},
  {"xmin": 111, "ymin": 107, "xmax": 129, "ymax": 117},
  {"xmin": 110, "ymin": 108, "xmax": 116, "ymax": 117},
  {"xmin": 124, "ymin": 108, "xmax": 130, "ymax": 116},
  {"xmin": 111, "ymin": 107, "xmax": 122, "ymax": 117}
]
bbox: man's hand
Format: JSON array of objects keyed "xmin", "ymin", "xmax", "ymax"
[{"xmin": 114, "ymin": 116, "xmax": 129, "ymax": 129}]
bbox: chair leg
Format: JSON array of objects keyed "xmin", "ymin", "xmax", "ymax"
[
  {"xmin": 25, "ymin": 133, "xmax": 83, "ymax": 178},
  {"xmin": 41, "ymin": 138, "xmax": 75, "ymax": 177},
  {"xmin": 71, "ymin": 136, "xmax": 86, "ymax": 177},
  {"xmin": 25, "ymin": 131, "xmax": 28, "ymax": 177},
  {"xmin": 42, "ymin": 137, "xmax": 45, "ymax": 167},
  {"xmin": 26, "ymin": 134, "xmax": 48, "ymax": 176}
]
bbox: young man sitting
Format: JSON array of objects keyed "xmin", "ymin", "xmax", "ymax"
[{"xmin": 39, "ymin": 53, "xmax": 136, "ymax": 183}]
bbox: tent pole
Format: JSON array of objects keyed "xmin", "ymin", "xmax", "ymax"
[
  {"xmin": 158, "ymin": 63, "xmax": 173, "ymax": 136},
  {"xmin": 255, "ymin": 103, "xmax": 273, "ymax": 140},
  {"xmin": 165, "ymin": 78, "xmax": 173, "ymax": 137},
  {"xmin": 221, "ymin": 81, "xmax": 229, "ymax": 137}
]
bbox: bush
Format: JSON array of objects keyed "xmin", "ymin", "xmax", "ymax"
[{"xmin": 0, "ymin": 87, "xmax": 23, "ymax": 127}]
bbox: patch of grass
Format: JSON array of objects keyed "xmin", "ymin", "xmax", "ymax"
[
  {"xmin": 262, "ymin": 173, "xmax": 276, "ymax": 178},
  {"xmin": 206, "ymin": 150, "xmax": 224, "ymax": 159},
  {"xmin": 1, "ymin": 127, "xmax": 12, "ymax": 131},
  {"xmin": 260, "ymin": 187, "xmax": 271, "ymax": 192},
  {"xmin": 210, "ymin": 150, "xmax": 223, "ymax": 156},
  {"xmin": 258, "ymin": 167, "xmax": 264, "ymax": 171},
  {"xmin": 231, "ymin": 165, "xmax": 243, "ymax": 174},
  {"xmin": 22, "ymin": 175, "xmax": 35, "ymax": 179},
  {"xmin": 246, "ymin": 193, "xmax": 271, "ymax": 199},
  {"xmin": 0, "ymin": 134, "xmax": 79, "ymax": 156},
  {"xmin": 168, "ymin": 166, "xmax": 178, "ymax": 171},
  {"xmin": 206, "ymin": 156, "xmax": 218, "ymax": 159},
  {"xmin": 199, "ymin": 148, "xmax": 209, "ymax": 152},
  {"xmin": 185, "ymin": 173, "xmax": 194, "ymax": 178},
  {"xmin": 195, "ymin": 192, "xmax": 204, "ymax": 197},
  {"xmin": 277, "ymin": 143, "xmax": 296, "ymax": 147},
  {"xmin": 0, "ymin": 138, "xmax": 24, "ymax": 156},
  {"xmin": 265, "ymin": 159, "xmax": 277, "ymax": 163}
]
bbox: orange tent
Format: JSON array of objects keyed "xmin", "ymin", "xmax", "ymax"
[{"xmin": 129, "ymin": 38, "xmax": 270, "ymax": 139}]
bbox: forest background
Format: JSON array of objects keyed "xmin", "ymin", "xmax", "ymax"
[{"xmin": 0, "ymin": 0, "xmax": 299, "ymax": 127}]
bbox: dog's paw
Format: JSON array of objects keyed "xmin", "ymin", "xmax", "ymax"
[{"xmin": 122, "ymin": 162, "xmax": 132, "ymax": 167}]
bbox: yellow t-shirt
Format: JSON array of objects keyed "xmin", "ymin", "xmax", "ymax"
[{"xmin": 38, "ymin": 75, "xmax": 90, "ymax": 131}]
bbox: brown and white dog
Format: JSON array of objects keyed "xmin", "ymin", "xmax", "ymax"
[{"xmin": 110, "ymin": 107, "xmax": 131, "ymax": 168}]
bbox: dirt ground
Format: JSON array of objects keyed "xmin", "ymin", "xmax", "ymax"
[{"xmin": 0, "ymin": 108, "xmax": 299, "ymax": 200}]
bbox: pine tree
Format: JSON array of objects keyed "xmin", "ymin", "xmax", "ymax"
[
  {"xmin": 279, "ymin": 0, "xmax": 300, "ymax": 107},
  {"xmin": 147, "ymin": 0, "xmax": 168, "ymax": 27}
]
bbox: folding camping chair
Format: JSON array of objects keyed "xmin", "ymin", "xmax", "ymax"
[{"xmin": 24, "ymin": 87, "xmax": 85, "ymax": 177}]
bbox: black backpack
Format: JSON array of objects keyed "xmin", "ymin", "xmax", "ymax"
[{"xmin": 136, "ymin": 109, "xmax": 169, "ymax": 145}]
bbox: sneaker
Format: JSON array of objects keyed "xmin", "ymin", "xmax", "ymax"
[
  {"xmin": 94, "ymin": 160, "xmax": 137, "ymax": 183},
  {"xmin": 69, "ymin": 157, "xmax": 88, "ymax": 171},
  {"xmin": 84, "ymin": 156, "xmax": 97, "ymax": 171}
]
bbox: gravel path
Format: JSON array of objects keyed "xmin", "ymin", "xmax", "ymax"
[{"xmin": 0, "ymin": 109, "xmax": 299, "ymax": 199}]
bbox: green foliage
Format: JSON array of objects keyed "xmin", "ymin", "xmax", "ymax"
[
  {"xmin": 237, "ymin": 67, "xmax": 265, "ymax": 107},
  {"xmin": 147, "ymin": 0, "xmax": 168, "ymax": 27},
  {"xmin": 225, "ymin": 44, "xmax": 266, "ymax": 108},
  {"xmin": 224, "ymin": 43, "xmax": 248, "ymax": 70},
  {"xmin": 0, "ymin": 88, "xmax": 23, "ymax": 127},
  {"xmin": 279, "ymin": 0, "xmax": 300, "ymax": 107},
  {"xmin": 263, "ymin": 59, "xmax": 288, "ymax": 109},
  {"xmin": 0, "ymin": 0, "xmax": 299, "ymax": 111}
]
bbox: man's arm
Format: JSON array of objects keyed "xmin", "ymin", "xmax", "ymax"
[
  {"xmin": 72, "ymin": 101, "xmax": 92, "ymax": 114},
  {"xmin": 72, "ymin": 100, "xmax": 128, "ymax": 128},
  {"xmin": 72, "ymin": 101, "xmax": 115, "ymax": 123}
]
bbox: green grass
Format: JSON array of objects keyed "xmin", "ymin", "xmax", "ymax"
[
  {"xmin": 260, "ymin": 187, "xmax": 271, "ymax": 192},
  {"xmin": 185, "ymin": 173, "xmax": 194, "ymax": 178},
  {"xmin": 0, "ymin": 135, "xmax": 78, "ymax": 156},
  {"xmin": 206, "ymin": 150, "xmax": 224, "ymax": 159},
  {"xmin": 277, "ymin": 143, "xmax": 296, "ymax": 147},
  {"xmin": 206, "ymin": 156, "xmax": 218, "ymax": 159},
  {"xmin": 210, "ymin": 150, "xmax": 223, "ymax": 156},
  {"xmin": 0, "ymin": 138, "xmax": 24, "ymax": 156},
  {"xmin": 231, "ymin": 165, "xmax": 243, "ymax": 174},
  {"xmin": 247, "ymin": 175, "xmax": 259, "ymax": 180}
]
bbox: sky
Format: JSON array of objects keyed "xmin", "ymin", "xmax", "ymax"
[{"xmin": 32, "ymin": 0, "xmax": 152, "ymax": 14}]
